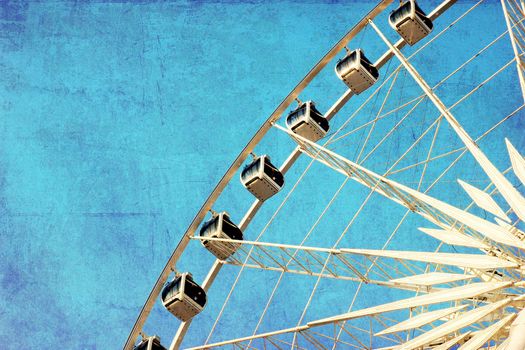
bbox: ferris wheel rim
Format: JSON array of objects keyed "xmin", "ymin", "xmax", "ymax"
[
  {"xmin": 123, "ymin": 1, "xmax": 397, "ymax": 348},
  {"xmin": 120, "ymin": 0, "xmax": 525, "ymax": 348}
]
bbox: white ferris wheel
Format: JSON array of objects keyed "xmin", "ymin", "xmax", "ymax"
[{"xmin": 124, "ymin": 0, "xmax": 525, "ymax": 349}]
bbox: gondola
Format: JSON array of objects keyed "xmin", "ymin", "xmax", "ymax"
[
  {"xmin": 161, "ymin": 273, "xmax": 206, "ymax": 322},
  {"xmin": 286, "ymin": 101, "xmax": 329, "ymax": 142},
  {"xmin": 240, "ymin": 155, "xmax": 284, "ymax": 201},
  {"xmin": 200, "ymin": 211, "xmax": 243, "ymax": 260},
  {"xmin": 389, "ymin": 0, "xmax": 433, "ymax": 46},
  {"xmin": 335, "ymin": 49, "xmax": 379, "ymax": 94}
]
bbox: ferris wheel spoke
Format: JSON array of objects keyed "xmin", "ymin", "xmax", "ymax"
[
  {"xmin": 390, "ymin": 298, "xmax": 514, "ymax": 350},
  {"xmin": 418, "ymin": 227, "xmax": 488, "ymax": 249},
  {"xmin": 186, "ymin": 326, "xmax": 310, "ymax": 350},
  {"xmin": 290, "ymin": 183, "xmax": 386, "ymax": 348},
  {"xmin": 449, "ymin": 57, "xmax": 517, "ymax": 111},
  {"xmin": 312, "ymin": 327, "xmax": 368, "ymax": 350},
  {"xmin": 417, "ymin": 118, "xmax": 442, "ymax": 191},
  {"xmin": 357, "ymin": 96, "xmax": 430, "ymax": 167},
  {"xmin": 460, "ymin": 313, "xmax": 516, "ymax": 350},
  {"xmin": 278, "ymin": 124, "xmax": 525, "ymax": 257},
  {"xmin": 368, "ymin": 18, "xmax": 525, "ymax": 223},
  {"xmin": 312, "ymin": 327, "xmax": 369, "ymax": 349},
  {"xmin": 308, "ymin": 282, "xmax": 514, "ymax": 327},
  {"xmin": 191, "ymin": 237, "xmax": 369, "ymax": 284},
  {"xmin": 189, "ymin": 283, "xmax": 517, "ymax": 350},
  {"xmin": 374, "ymin": 305, "xmax": 467, "ymax": 337},
  {"xmin": 324, "ymin": 66, "xmax": 405, "ymax": 146},
  {"xmin": 191, "ymin": 237, "xmax": 516, "ymax": 289},
  {"xmin": 343, "ymin": 248, "xmax": 517, "ymax": 271}
]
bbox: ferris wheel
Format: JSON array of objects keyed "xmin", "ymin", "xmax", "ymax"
[{"xmin": 124, "ymin": 0, "xmax": 525, "ymax": 349}]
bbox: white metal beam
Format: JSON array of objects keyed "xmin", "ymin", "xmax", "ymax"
[
  {"xmin": 460, "ymin": 313, "xmax": 515, "ymax": 350},
  {"xmin": 458, "ymin": 179, "xmax": 511, "ymax": 222},
  {"xmin": 308, "ymin": 282, "xmax": 513, "ymax": 326},
  {"xmin": 374, "ymin": 305, "xmax": 467, "ymax": 336},
  {"xmin": 394, "ymin": 298, "xmax": 512, "ymax": 350},
  {"xmin": 506, "ymin": 138, "xmax": 525, "ymax": 186}
]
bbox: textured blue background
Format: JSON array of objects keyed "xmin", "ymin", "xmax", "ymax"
[{"xmin": 1, "ymin": 0, "xmax": 524, "ymax": 349}]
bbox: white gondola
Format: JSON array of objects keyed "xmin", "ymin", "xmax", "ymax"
[
  {"xmin": 200, "ymin": 212, "xmax": 243, "ymax": 260},
  {"xmin": 134, "ymin": 336, "xmax": 167, "ymax": 350},
  {"xmin": 286, "ymin": 101, "xmax": 329, "ymax": 142},
  {"xmin": 389, "ymin": 0, "xmax": 433, "ymax": 46},
  {"xmin": 240, "ymin": 155, "xmax": 284, "ymax": 201},
  {"xmin": 161, "ymin": 273, "xmax": 206, "ymax": 322},
  {"xmin": 335, "ymin": 49, "xmax": 379, "ymax": 94}
]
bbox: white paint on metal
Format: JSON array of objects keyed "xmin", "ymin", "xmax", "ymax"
[
  {"xmin": 308, "ymin": 282, "xmax": 512, "ymax": 326},
  {"xmin": 389, "ymin": 272, "xmax": 474, "ymax": 287},
  {"xmin": 458, "ymin": 179, "xmax": 511, "ymax": 222},
  {"xmin": 506, "ymin": 138, "xmax": 525, "ymax": 187},
  {"xmin": 395, "ymin": 298, "xmax": 511, "ymax": 349},
  {"xmin": 375, "ymin": 305, "xmax": 467, "ymax": 336},
  {"xmin": 432, "ymin": 331, "xmax": 472, "ymax": 350},
  {"xmin": 460, "ymin": 313, "xmax": 516, "ymax": 350},
  {"xmin": 341, "ymin": 248, "xmax": 518, "ymax": 269},
  {"xmin": 418, "ymin": 227, "xmax": 489, "ymax": 249},
  {"xmin": 505, "ymin": 308, "xmax": 525, "ymax": 350}
]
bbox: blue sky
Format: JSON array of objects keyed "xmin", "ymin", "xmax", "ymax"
[{"xmin": 1, "ymin": 1, "xmax": 524, "ymax": 349}]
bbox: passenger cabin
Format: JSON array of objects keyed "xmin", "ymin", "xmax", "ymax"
[
  {"xmin": 335, "ymin": 49, "xmax": 379, "ymax": 94},
  {"xmin": 161, "ymin": 273, "xmax": 206, "ymax": 322},
  {"xmin": 286, "ymin": 101, "xmax": 329, "ymax": 142},
  {"xmin": 200, "ymin": 212, "xmax": 243, "ymax": 260},
  {"xmin": 134, "ymin": 336, "xmax": 167, "ymax": 350},
  {"xmin": 389, "ymin": 0, "xmax": 433, "ymax": 46},
  {"xmin": 240, "ymin": 155, "xmax": 284, "ymax": 201}
]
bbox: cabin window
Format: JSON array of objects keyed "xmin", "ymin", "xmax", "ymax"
[
  {"xmin": 162, "ymin": 279, "xmax": 181, "ymax": 301},
  {"xmin": 200, "ymin": 216, "xmax": 219, "ymax": 236},
  {"xmin": 222, "ymin": 216, "xmax": 241, "ymax": 240},
  {"xmin": 185, "ymin": 279, "xmax": 206, "ymax": 307},
  {"xmin": 241, "ymin": 158, "xmax": 262, "ymax": 181},
  {"xmin": 135, "ymin": 342, "xmax": 148, "ymax": 350},
  {"xmin": 263, "ymin": 158, "xmax": 284, "ymax": 186}
]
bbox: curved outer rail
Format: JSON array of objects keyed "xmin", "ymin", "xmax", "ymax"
[
  {"xmin": 124, "ymin": 0, "xmax": 460, "ymax": 348},
  {"xmin": 168, "ymin": 1, "xmax": 456, "ymax": 349}
]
